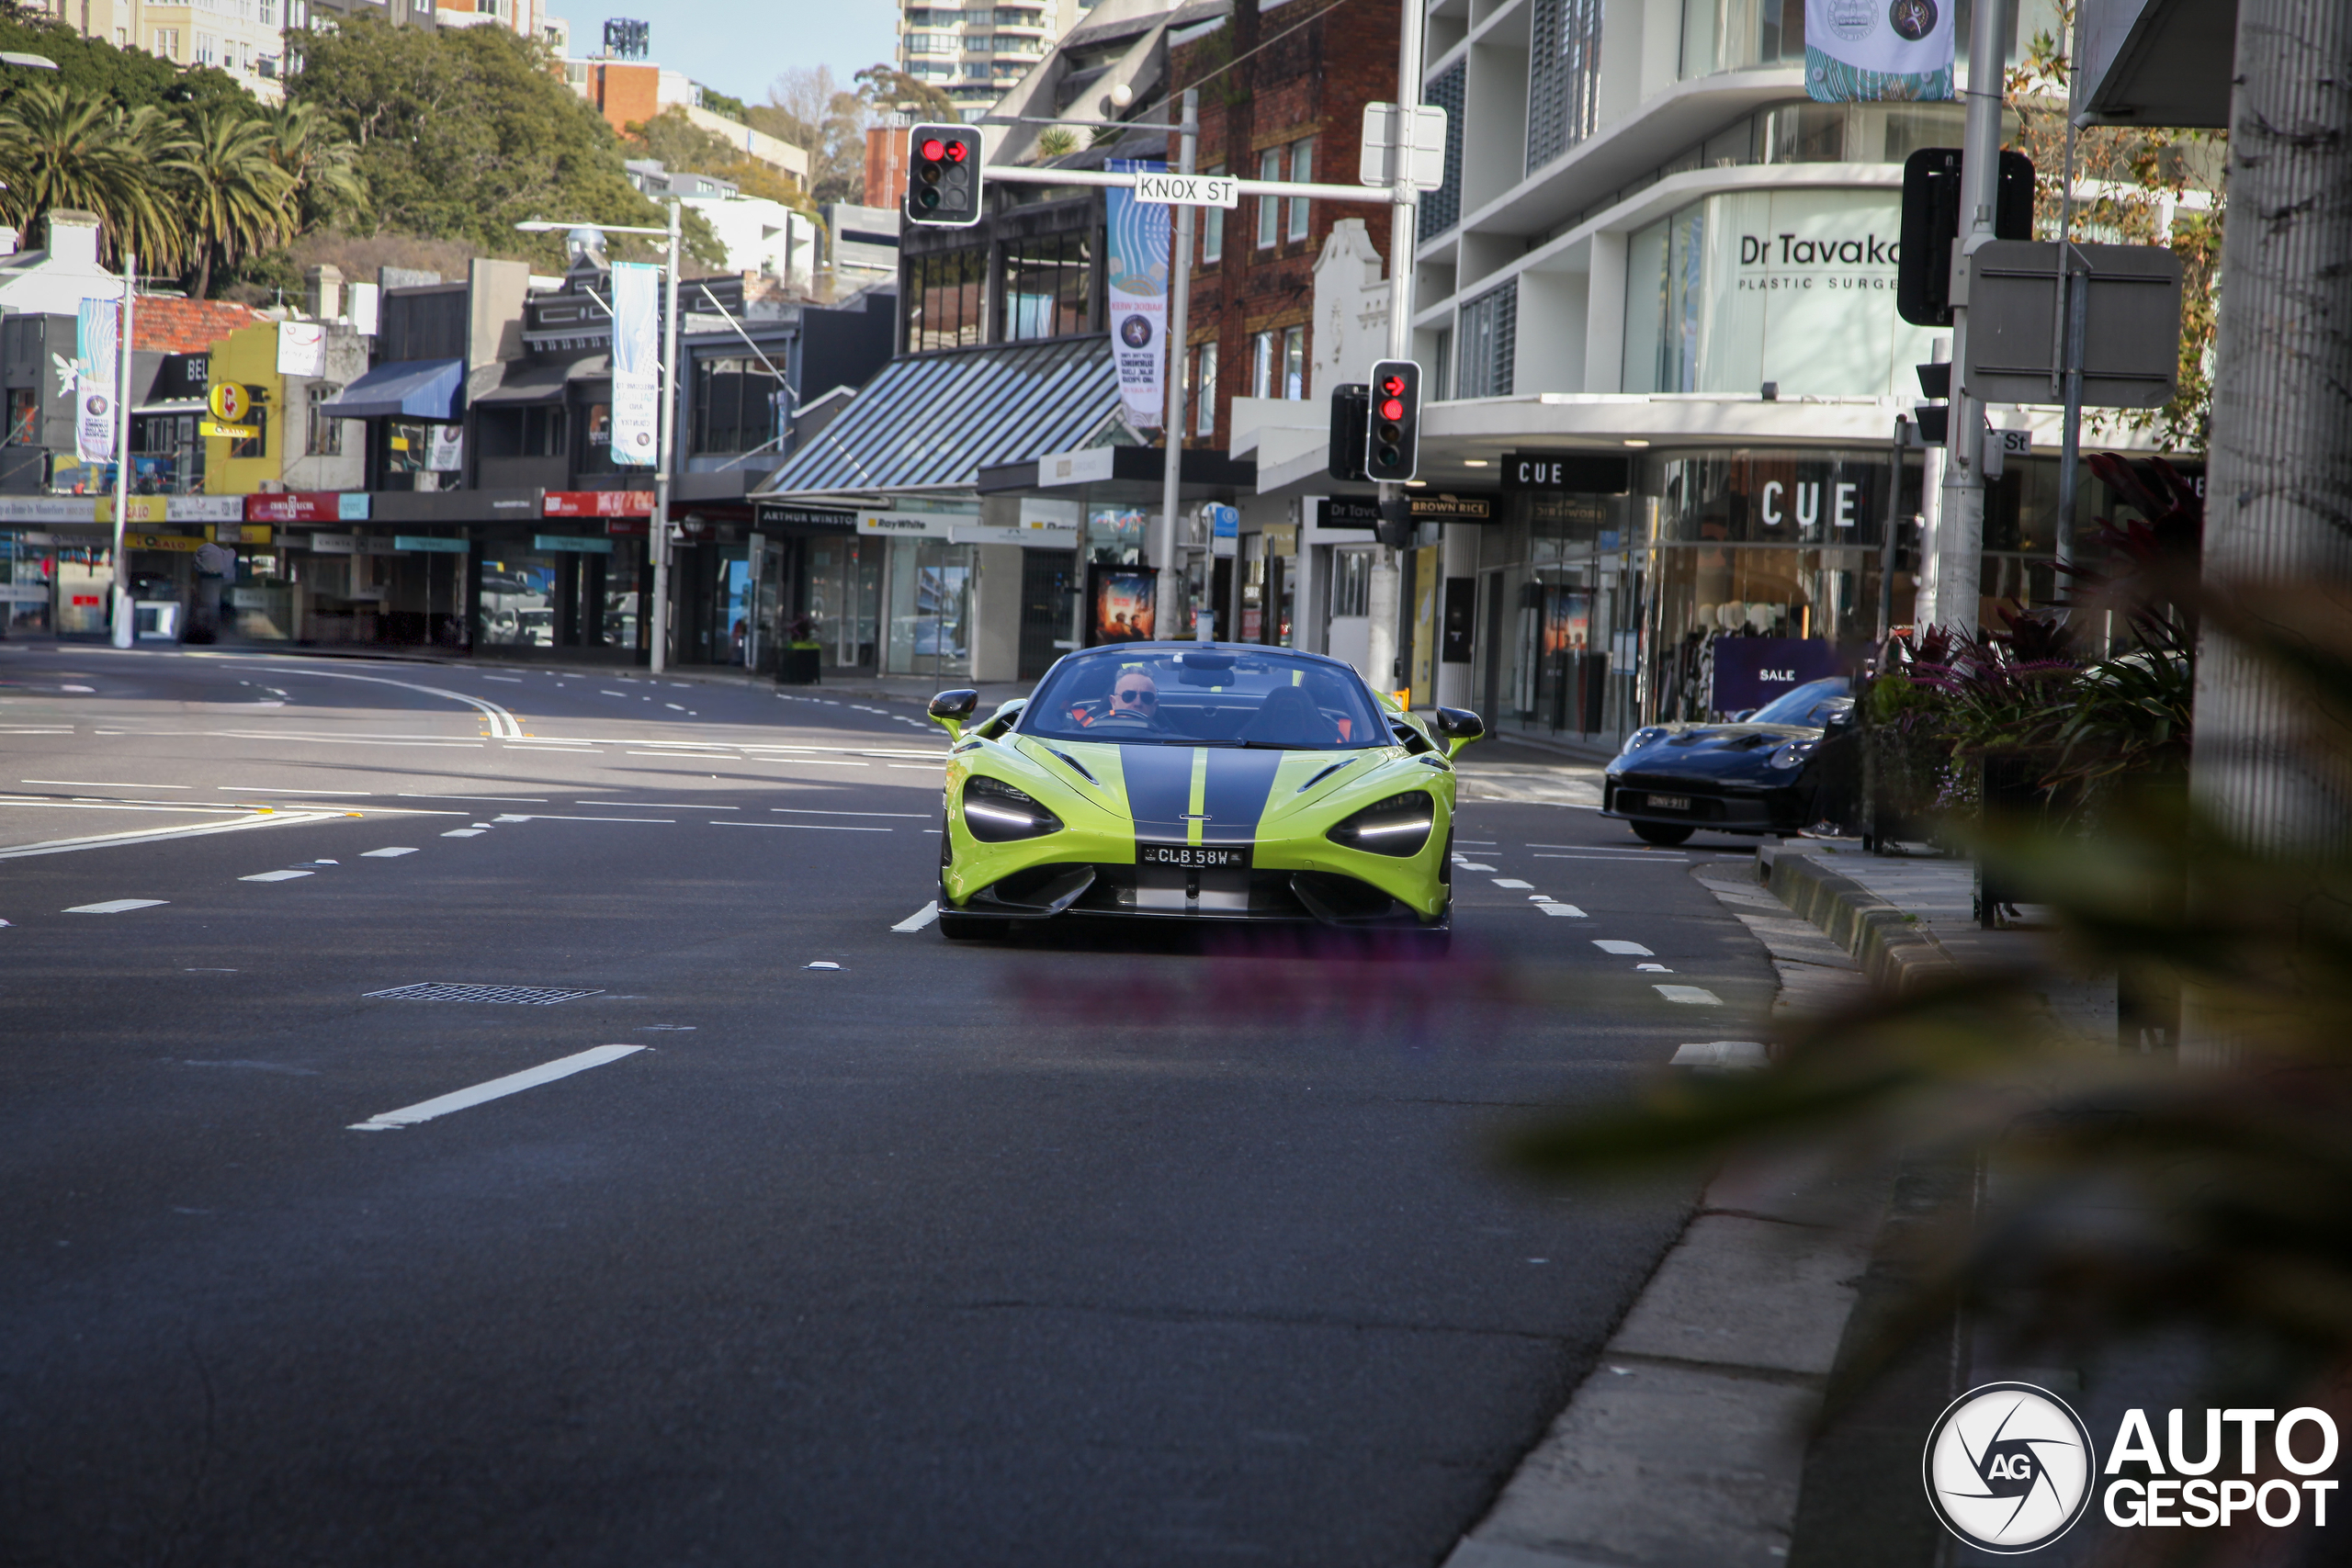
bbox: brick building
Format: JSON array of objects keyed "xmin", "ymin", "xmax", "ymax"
[{"xmin": 1167, "ymin": 0, "xmax": 1400, "ymax": 452}]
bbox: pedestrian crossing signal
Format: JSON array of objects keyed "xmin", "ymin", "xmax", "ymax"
[{"xmin": 906, "ymin": 123, "xmax": 984, "ymax": 228}]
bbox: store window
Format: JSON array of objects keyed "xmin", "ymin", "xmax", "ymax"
[
  {"xmin": 904, "ymin": 246, "xmax": 987, "ymax": 353},
  {"xmin": 1328, "ymin": 547, "xmax": 1370, "ymax": 618},
  {"xmin": 884, "ymin": 539, "xmax": 973, "ymax": 678},
  {"xmin": 5, "ymin": 389, "xmax": 34, "ymax": 446},
  {"xmin": 693, "ymin": 355, "xmax": 783, "ymax": 455},
  {"xmin": 1000, "ymin": 231, "xmax": 1091, "ymax": 342}
]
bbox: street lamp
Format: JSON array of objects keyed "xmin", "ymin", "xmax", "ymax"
[{"xmin": 515, "ymin": 201, "xmax": 682, "ymax": 672}]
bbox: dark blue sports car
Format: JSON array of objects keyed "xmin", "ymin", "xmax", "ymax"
[{"xmin": 1601, "ymin": 676, "xmax": 1854, "ymax": 845}]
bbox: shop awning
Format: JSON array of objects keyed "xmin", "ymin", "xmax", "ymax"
[
  {"xmin": 759, "ymin": 336, "xmax": 1120, "ymax": 497},
  {"xmin": 318, "ymin": 357, "xmax": 464, "ymax": 421},
  {"xmin": 475, "ymin": 355, "xmax": 605, "ymax": 405}
]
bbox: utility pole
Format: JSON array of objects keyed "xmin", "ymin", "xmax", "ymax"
[
  {"xmin": 650, "ymin": 197, "xmax": 682, "ymax": 673},
  {"xmin": 108, "ymin": 250, "xmax": 134, "ymax": 650},
  {"xmin": 1155, "ymin": 89, "xmax": 1199, "ymax": 641},
  {"xmin": 1366, "ymin": 0, "xmax": 1426, "ymax": 697},
  {"xmin": 1925, "ymin": 0, "xmax": 2010, "ymax": 637}
]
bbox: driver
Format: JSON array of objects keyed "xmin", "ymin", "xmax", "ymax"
[{"xmin": 1098, "ymin": 668, "xmax": 1163, "ymax": 728}]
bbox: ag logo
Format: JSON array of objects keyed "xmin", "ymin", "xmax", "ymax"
[
  {"xmin": 1119, "ymin": 314, "xmax": 1153, "ymax": 349},
  {"xmin": 1924, "ymin": 1382, "xmax": 2097, "ymax": 1553}
]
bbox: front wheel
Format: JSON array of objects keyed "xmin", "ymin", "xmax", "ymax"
[{"xmin": 1631, "ymin": 820, "xmax": 1693, "ymax": 847}]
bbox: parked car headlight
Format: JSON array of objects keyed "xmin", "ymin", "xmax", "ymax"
[
  {"xmin": 961, "ymin": 774, "xmax": 1063, "ymax": 841},
  {"xmin": 1768, "ymin": 739, "xmax": 1818, "ymax": 770},
  {"xmin": 1326, "ymin": 790, "xmax": 1434, "ymax": 857}
]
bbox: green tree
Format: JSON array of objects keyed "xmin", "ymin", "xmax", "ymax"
[
  {"xmin": 0, "ymin": 85, "xmax": 190, "ymax": 271},
  {"xmin": 266, "ymin": 97, "xmax": 367, "ymax": 231},
  {"xmin": 758, "ymin": 65, "xmax": 870, "ymax": 208},
  {"xmin": 175, "ymin": 104, "xmax": 296, "ymax": 299},
  {"xmin": 623, "ymin": 107, "xmax": 811, "ymax": 216},
  {"xmin": 853, "ymin": 62, "xmax": 954, "ymax": 122}
]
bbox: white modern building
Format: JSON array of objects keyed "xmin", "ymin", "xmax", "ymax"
[{"xmin": 899, "ymin": 0, "xmax": 1091, "ymax": 121}]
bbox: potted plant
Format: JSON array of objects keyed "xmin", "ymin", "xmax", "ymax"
[{"xmin": 777, "ymin": 615, "xmax": 823, "ymax": 685}]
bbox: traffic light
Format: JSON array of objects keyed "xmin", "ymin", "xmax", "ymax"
[
  {"xmin": 1896, "ymin": 148, "xmax": 2035, "ymax": 327},
  {"xmin": 1914, "ymin": 358, "xmax": 1951, "ymax": 446},
  {"xmin": 1327, "ymin": 383, "xmax": 1369, "ymax": 482},
  {"xmin": 905, "ymin": 123, "xmax": 983, "ymax": 227},
  {"xmin": 1363, "ymin": 359, "xmax": 1419, "ymax": 481}
]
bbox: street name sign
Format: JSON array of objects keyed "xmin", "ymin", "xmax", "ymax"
[{"xmin": 1133, "ymin": 172, "xmax": 1240, "ymax": 208}]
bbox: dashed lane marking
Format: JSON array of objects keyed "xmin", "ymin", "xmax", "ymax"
[
  {"xmin": 400, "ymin": 794, "xmax": 548, "ymax": 804},
  {"xmin": 1537, "ymin": 852, "xmax": 1691, "ymax": 863},
  {"xmin": 775, "ymin": 807, "xmax": 932, "ymax": 818},
  {"xmin": 21, "ymin": 780, "xmax": 190, "ymax": 789},
  {"xmin": 892, "ymin": 902, "xmax": 942, "ymax": 931},
  {"xmin": 714, "ymin": 821, "xmax": 892, "ymax": 832},
  {"xmin": 65, "ymin": 899, "xmax": 169, "ymax": 914},
  {"xmin": 489, "ymin": 814, "xmax": 675, "ymax": 824},
  {"xmin": 240, "ymin": 870, "xmax": 315, "ymax": 883},
  {"xmin": 1453, "ymin": 862, "xmax": 1497, "ymax": 872},
  {"xmin": 1490, "ymin": 878, "xmax": 1533, "ymax": 889},
  {"xmin": 441, "ymin": 829, "xmax": 487, "ymax": 838},
  {"xmin": 346, "ymin": 1044, "xmax": 648, "ymax": 1132},
  {"xmin": 1654, "ymin": 985, "xmax": 1723, "ymax": 1005},
  {"xmin": 363, "ymin": 848, "xmax": 419, "ymax": 857},
  {"xmin": 1537, "ymin": 904, "xmax": 1588, "ymax": 917},
  {"xmin": 1594, "ymin": 940, "xmax": 1655, "ymax": 955}
]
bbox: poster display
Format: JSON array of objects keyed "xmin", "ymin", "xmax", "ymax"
[
  {"xmin": 276, "ymin": 321, "xmax": 326, "ymax": 378},
  {"xmin": 1804, "ymin": 0, "xmax": 1954, "ymax": 101},
  {"xmin": 75, "ymin": 298, "xmax": 119, "ymax": 466},
  {"xmin": 609, "ymin": 261, "xmax": 660, "ymax": 468},
  {"xmin": 1087, "ymin": 564, "xmax": 1156, "ymax": 645},
  {"xmin": 1103, "ymin": 161, "xmax": 1170, "ymax": 429}
]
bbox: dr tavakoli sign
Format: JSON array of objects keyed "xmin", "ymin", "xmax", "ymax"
[{"xmin": 1923, "ymin": 1384, "xmax": 2341, "ymax": 1554}]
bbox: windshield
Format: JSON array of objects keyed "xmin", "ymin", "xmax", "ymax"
[
  {"xmin": 1021, "ymin": 647, "xmax": 1388, "ymax": 749},
  {"xmin": 1747, "ymin": 676, "xmax": 1851, "ymax": 728}
]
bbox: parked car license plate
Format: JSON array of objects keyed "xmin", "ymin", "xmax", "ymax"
[
  {"xmin": 1640, "ymin": 794, "xmax": 1691, "ymax": 811},
  {"xmin": 1139, "ymin": 842, "xmax": 1250, "ymax": 869}
]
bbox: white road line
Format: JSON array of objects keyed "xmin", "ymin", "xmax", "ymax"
[
  {"xmin": 346, "ymin": 1044, "xmax": 648, "ymax": 1132},
  {"xmin": 481, "ymin": 675, "xmax": 524, "ymax": 682},
  {"xmin": 887, "ymin": 764, "xmax": 939, "ymax": 771},
  {"xmin": 892, "ymin": 901, "xmax": 941, "ymax": 931},
  {"xmin": 442, "ymin": 828, "xmax": 487, "ymax": 838},
  {"xmin": 223, "ymin": 664, "xmax": 525, "ymax": 739},
  {"xmin": 1537, "ymin": 904, "xmax": 1588, "ymax": 917},
  {"xmin": 363, "ymin": 847, "xmax": 419, "ymax": 857},
  {"xmin": 1594, "ymin": 939, "xmax": 1655, "ymax": 955},
  {"xmin": 1453, "ymin": 861, "xmax": 1496, "ymax": 872},
  {"xmin": 240, "ymin": 870, "xmax": 314, "ymax": 883},
  {"xmin": 399, "ymin": 794, "xmax": 549, "ymax": 804},
  {"xmin": 1490, "ymin": 877, "xmax": 1533, "ymax": 889},
  {"xmin": 66, "ymin": 898, "xmax": 169, "ymax": 913},
  {"xmin": 220, "ymin": 786, "xmax": 372, "ymax": 795},
  {"xmin": 1654, "ymin": 985, "xmax": 1724, "ymax": 1005},
  {"xmin": 490, "ymin": 814, "xmax": 676, "ymax": 824},
  {"xmin": 1529, "ymin": 844, "xmax": 1690, "ymax": 856},
  {"xmin": 735, "ymin": 757, "xmax": 867, "ymax": 766},
  {"xmin": 1535, "ymin": 852, "xmax": 1690, "ymax": 863},
  {"xmin": 572, "ymin": 801, "xmax": 740, "ymax": 809},
  {"xmin": 0, "ymin": 810, "xmax": 339, "ymax": 861},
  {"xmin": 713, "ymin": 820, "xmax": 893, "ymax": 832},
  {"xmin": 1671, "ymin": 1041, "xmax": 1768, "ymax": 1068},
  {"xmin": 774, "ymin": 807, "xmax": 932, "ymax": 818},
  {"xmin": 626, "ymin": 750, "xmax": 745, "ymax": 759},
  {"xmin": 664, "ymin": 703, "xmax": 687, "ymax": 711},
  {"xmin": 504, "ymin": 745, "xmax": 599, "ymax": 752},
  {"xmin": 601, "ymin": 690, "xmax": 627, "ymax": 696},
  {"xmin": 22, "ymin": 780, "xmax": 190, "ymax": 789}
]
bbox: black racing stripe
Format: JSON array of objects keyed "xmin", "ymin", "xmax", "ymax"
[
  {"xmin": 1200, "ymin": 749, "xmax": 1286, "ymax": 844},
  {"xmin": 1119, "ymin": 744, "xmax": 1196, "ymax": 830}
]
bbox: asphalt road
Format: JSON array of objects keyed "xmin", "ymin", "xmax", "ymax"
[{"xmin": 0, "ymin": 643, "xmax": 1779, "ymax": 1568}]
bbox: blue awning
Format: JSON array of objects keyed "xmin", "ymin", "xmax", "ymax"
[
  {"xmin": 760, "ymin": 336, "xmax": 1120, "ymax": 497},
  {"xmin": 319, "ymin": 358, "xmax": 465, "ymax": 421}
]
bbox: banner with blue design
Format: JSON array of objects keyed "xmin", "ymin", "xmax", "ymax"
[
  {"xmin": 1804, "ymin": 0, "xmax": 1954, "ymax": 102},
  {"xmin": 1104, "ymin": 160, "xmax": 1170, "ymax": 429}
]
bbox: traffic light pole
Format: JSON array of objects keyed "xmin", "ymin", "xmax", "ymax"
[
  {"xmin": 1367, "ymin": 0, "xmax": 1427, "ymax": 700},
  {"xmin": 1156, "ymin": 89, "xmax": 1198, "ymax": 641},
  {"xmin": 650, "ymin": 198, "xmax": 681, "ymax": 673},
  {"xmin": 1926, "ymin": 0, "xmax": 2010, "ymax": 639}
]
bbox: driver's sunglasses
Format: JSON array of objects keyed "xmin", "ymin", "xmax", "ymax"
[{"xmin": 1114, "ymin": 688, "xmax": 1158, "ymax": 707}]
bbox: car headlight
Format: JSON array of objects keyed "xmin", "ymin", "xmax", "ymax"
[
  {"xmin": 1619, "ymin": 726, "xmax": 1668, "ymax": 757},
  {"xmin": 961, "ymin": 774, "xmax": 1063, "ymax": 841},
  {"xmin": 1326, "ymin": 790, "xmax": 1434, "ymax": 857},
  {"xmin": 1768, "ymin": 739, "xmax": 1818, "ymax": 770}
]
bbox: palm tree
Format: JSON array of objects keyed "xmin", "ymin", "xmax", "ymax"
[
  {"xmin": 0, "ymin": 85, "xmax": 188, "ymax": 272},
  {"xmin": 174, "ymin": 106, "xmax": 296, "ymax": 299},
  {"xmin": 265, "ymin": 99, "xmax": 366, "ymax": 230}
]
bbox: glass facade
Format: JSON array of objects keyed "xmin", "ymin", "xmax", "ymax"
[
  {"xmin": 884, "ymin": 538, "xmax": 973, "ymax": 679},
  {"xmin": 1001, "ymin": 233, "xmax": 1092, "ymax": 343},
  {"xmin": 904, "ymin": 247, "xmax": 989, "ymax": 353}
]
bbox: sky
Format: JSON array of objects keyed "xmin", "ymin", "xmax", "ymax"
[{"xmin": 563, "ymin": 0, "xmax": 900, "ymax": 107}]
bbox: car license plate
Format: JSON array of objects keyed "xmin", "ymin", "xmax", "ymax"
[
  {"xmin": 1138, "ymin": 842, "xmax": 1250, "ymax": 869},
  {"xmin": 1641, "ymin": 794, "xmax": 1691, "ymax": 811}
]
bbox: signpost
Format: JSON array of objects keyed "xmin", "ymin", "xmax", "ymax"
[{"xmin": 1133, "ymin": 172, "xmax": 1238, "ymax": 208}]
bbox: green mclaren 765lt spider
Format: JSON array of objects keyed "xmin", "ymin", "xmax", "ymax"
[{"xmin": 925, "ymin": 642, "xmax": 1485, "ymax": 945}]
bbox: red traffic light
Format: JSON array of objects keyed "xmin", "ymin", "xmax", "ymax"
[
  {"xmin": 944, "ymin": 141, "xmax": 967, "ymax": 163},
  {"xmin": 1379, "ymin": 398, "xmax": 1404, "ymax": 420},
  {"xmin": 921, "ymin": 138, "xmax": 946, "ymax": 161},
  {"xmin": 1379, "ymin": 375, "xmax": 1407, "ymax": 397}
]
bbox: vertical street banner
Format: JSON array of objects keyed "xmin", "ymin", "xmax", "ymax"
[
  {"xmin": 1804, "ymin": 0, "xmax": 1954, "ymax": 101},
  {"xmin": 609, "ymin": 261, "xmax": 660, "ymax": 468},
  {"xmin": 1104, "ymin": 160, "xmax": 1170, "ymax": 429},
  {"xmin": 75, "ymin": 297, "xmax": 119, "ymax": 467}
]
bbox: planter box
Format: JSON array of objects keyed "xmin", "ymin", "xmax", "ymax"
[{"xmin": 776, "ymin": 645, "xmax": 822, "ymax": 685}]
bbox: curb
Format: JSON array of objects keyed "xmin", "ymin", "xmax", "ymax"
[{"xmin": 1755, "ymin": 844, "xmax": 1960, "ymax": 993}]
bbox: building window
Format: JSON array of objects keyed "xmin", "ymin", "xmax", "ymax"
[
  {"xmin": 1283, "ymin": 324, "xmax": 1306, "ymax": 398},
  {"xmin": 306, "ymin": 385, "xmax": 344, "ymax": 457},
  {"xmin": 1419, "ymin": 62, "xmax": 1465, "ymax": 240},
  {"xmin": 1256, "ymin": 148, "xmax": 1282, "ymax": 248},
  {"xmin": 1193, "ymin": 340, "xmax": 1216, "ymax": 434},
  {"xmin": 1250, "ymin": 329, "xmax": 1276, "ymax": 397},
  {"xmin": 1001, "ymin": 232, "xmax": 1091, "ymax": 342},
  {"xmin": 692, "ymin": 355, "xmax": 783, "ymax": 454},
  {"xmin": 1622, "ymin": 205, "xmax": 1705, "ymax": 393},
  {"xmin": 1200, "ymin": 164, "xmax": 1225, "ymax": 265},
  {"xmin": 231, "ymin": 412, "xmax": 267, "ymax": 460},
  {"xmin": 1432, "ymin": 327, "xmax": 1453, "ymax": 401},
  {"xmin": 1286, "ymin": 137, "xmax": 1314, "ymax": 242},
  {"xmin": 1679, "ymin": 0, "xmax": 1803, "ymax": 78},
  {"xmin": 1528, "ymin": 0, "xmax": 1606, "ymax": 173},
  {"xmin": 4, "ymin": 389, "xmax": 34, "ymax": 446},
  {"xmin": 904, "ymin": 246, "xmax": 987, "ymax": 353},
  {"xmin": 906, "ymin": 32, "xmax": 950, "ymax": 52},
  {"xmin": 152, "ymin": 27, "xmax": 179, "ymax": 56},
  {"xmin": 1328, "ymin": 547, "xmax": 1371, "ymax": 618},
  {"xmin": 1457, "ymin": 280, "xmax": 1517, "ymax": 400}
]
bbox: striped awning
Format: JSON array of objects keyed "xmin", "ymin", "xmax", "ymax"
[{"xmin": 759, "ymin": 335, "xmax": 1119, "ymax": 497}]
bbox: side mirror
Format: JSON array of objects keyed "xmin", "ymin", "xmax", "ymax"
[
  {"xmin": 927, "ymin": 688, "xmax": 979, "ymax": 739},
  {"xmin": 1432, "ymin": 705, "xmax": 1485, "ymax": 760}
]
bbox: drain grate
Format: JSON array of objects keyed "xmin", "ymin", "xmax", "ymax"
[{"xmin": 364, "ymin": 982, "xmax": 605, "ymax": 1006}]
